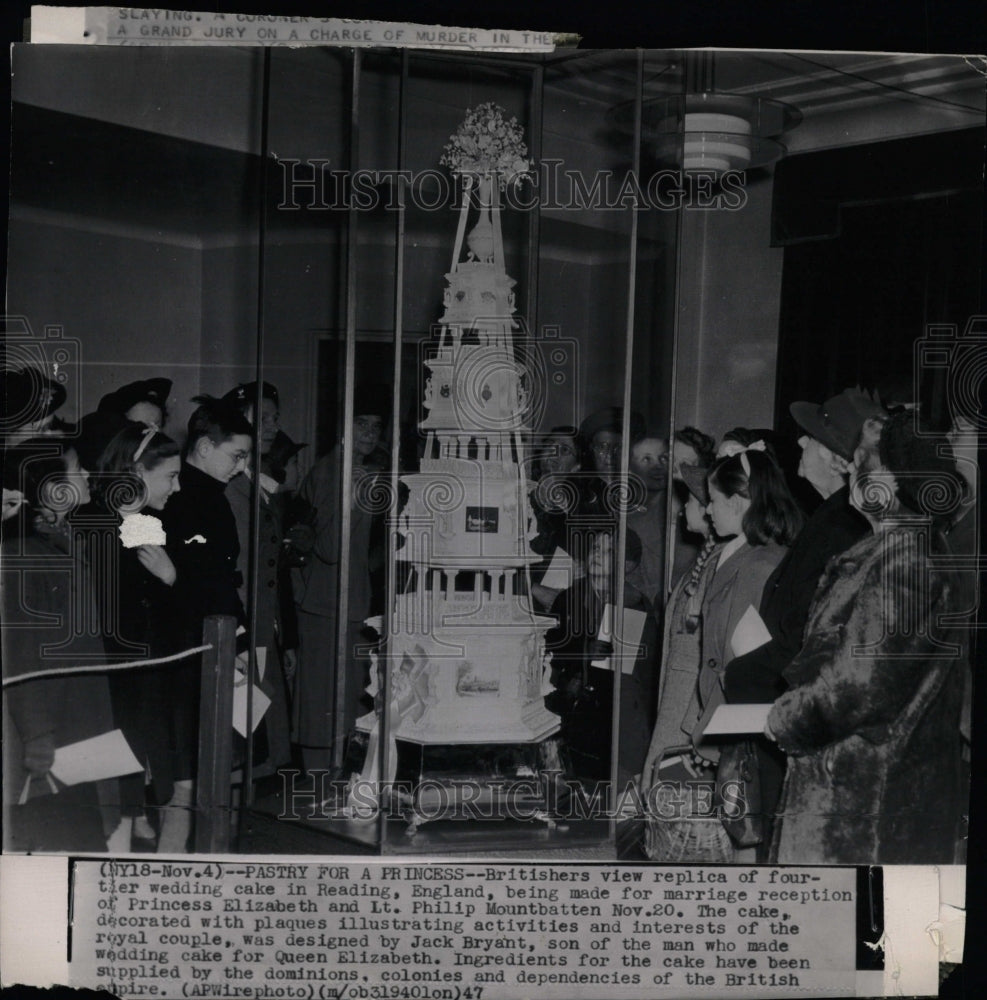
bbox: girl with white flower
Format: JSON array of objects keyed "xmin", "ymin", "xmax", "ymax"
[{"xmin": 89, "ymin": 423, "xmax": 184, "ymax": 851}]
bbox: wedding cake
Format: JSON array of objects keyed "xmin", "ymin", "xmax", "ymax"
[{"xmin": 360, "ymin": 105, "xmax": 559, "ymax": 748}]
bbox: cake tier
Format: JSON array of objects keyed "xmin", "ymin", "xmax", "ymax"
[
  {"xmin": 421, "ymin": 341, "xmax": 528, "ymax": 432},
  {"xmin": 397, "ymin": 464, "xmax": 538, "ymax": 565},
  {"xmin": 438, "ymin": 261, "xmax": 517, "ymax": 327},
  {"xmin": 420, "ymin": 431, "xmax": 530, "ymax": 466},
  {"xmin": 392, "ymin": 586, "xmax": 552, "ymax": 630},
  {"xmin": 361, "ymin": 601, "xmax": 559, "ymax": 744}
]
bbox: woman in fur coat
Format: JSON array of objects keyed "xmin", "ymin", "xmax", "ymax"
[{"xmin": 766, "ymin": 412, "xmax": 967, "ymax": 864}]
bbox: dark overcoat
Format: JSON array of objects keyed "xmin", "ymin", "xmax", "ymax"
[
  {"xmin": 291, "ymin": 451, "xmax": 374, "ymax": 747},
  {"xmin": 159, "ymin": 461, "xmax": 246, "ymax": 779},
  {"xmin": 546, "ymin": 578, "xmax": 659, "ymax": 781},
  {"xmin": 226, "ymin": 472, "xmax": 292, "ymax": 768},
  {"xmin": 2, "ymin": 529, "xmax": 115, "ymax": 850},
  {"xmin": 725, "ymin": 486, "xmax": 870, "ymax": 703},
  {"xmin": 723, "ymin": 486, "xmax": 871, "ymax": 855},
  {"xmin": 75, "ymin": 501, "xmax": 180, "ymax": 807}
]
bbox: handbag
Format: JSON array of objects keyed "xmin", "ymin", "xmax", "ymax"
[
  {"xmin": 18, "ymin": 772, "xmax": 59, "ymax": 805},
  {"xmin": 715, "ymin": 738, "xmax": 764, "ymax": 847}
]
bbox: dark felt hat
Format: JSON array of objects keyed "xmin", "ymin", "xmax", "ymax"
[
  {"xmin": 679, "ymin": 463, "xmax": 710, "ymax": 506},
  {"xmin": 1, "ymin": 367, "xmax": 67, "ymax": 431},
  {"xmin": 878, "ymin": 409, "xmax": 963, "ymax": 520},
  {"xmin": 98, "ymin": 378, "xmax": 172, "ymax": 418},
  {"xmin": 221, "ymin": 381, "xmax": 280, "ymax": 411},
  {"xmin": 262, "ymin": 430, "xmax": 308, "ymax": 485},
  {"xmin": 75, "ymin": 410, "xmax": 131, "ymax": 471},
  {"xmin": 578, "ymin": 406, "xmax": 646, "ymax": 444},
  {"xmin": 790, "ymin": 387, "xmax": 886, "ymax": 461},
  {"xmin": 354, "ymin": 384, "xmax": 392, "ymax": 420},
  {"xmin": 545, "ymin": 424, "xmax": 580, "ymax": 443},
  {"xmin": 266, "ymin": 430, "xmax": 307, "ymax": 468}
]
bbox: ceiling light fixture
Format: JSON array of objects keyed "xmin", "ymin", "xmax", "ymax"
[{"xmin": 611, "ymin": 53, "xmax": 803, "ymax": 177}]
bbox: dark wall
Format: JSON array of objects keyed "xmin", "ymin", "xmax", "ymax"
[{"xmin": 773, "ymin": 128, "xmax": 985, "ymax": 429}]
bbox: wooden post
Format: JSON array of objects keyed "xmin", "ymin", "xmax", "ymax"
[{"xmin": 194, "ymin": 614, "xmax": 237, "ymax": 853}]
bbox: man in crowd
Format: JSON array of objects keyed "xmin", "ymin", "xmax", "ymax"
[
  {"xmin": 724, "ymin": 387, "xmax": 886, "ymax": 859},
  {"xmin": 626, "ymin": 436, "xmax": 669, "ymax": 610}
]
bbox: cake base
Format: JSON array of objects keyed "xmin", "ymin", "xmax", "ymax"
[{"xmin": 341, "ymin": 729, "xmax": 582, "ymax": 837}]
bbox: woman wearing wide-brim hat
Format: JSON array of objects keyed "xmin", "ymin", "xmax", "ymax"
[
  {"xmin": 766, "ymin": 411, "xmax": 967, "ymax": 864},
  {"xmin": 1, "ymin": 367, "xmax": 72, "ymax": 444},
  {"xmin": 97, "ymin": 378, "xmax": 172, "ymax": 430}
]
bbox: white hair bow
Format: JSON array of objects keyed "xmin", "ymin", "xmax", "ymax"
[{"xmin": 739, "ymin": 440, "xmax": 766, "ymax": 476}]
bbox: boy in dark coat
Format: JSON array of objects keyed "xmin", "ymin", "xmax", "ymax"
[
  {"xmin": 157, "ymin": 397, "xmax": 253, "ymax": 851},
  {"xmin": 162, "ymin": 398, "xmax": 253, "ymax": 646}
]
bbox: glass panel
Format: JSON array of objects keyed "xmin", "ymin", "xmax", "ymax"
[
  {"xmin": 534, "ymin": 51, "xmax": 652, "ymax": 845},
  {"xmin": 6, "ymin": 45, "xmax": 274, "ymax": 853},
  {"xmin": 10, "ymin": 44, "xmax": 977, "ymax": 865},
  {"xmin": 382, "ymin": 53, "xmax": 548, "ymax": 853},
  {"xmin": 256, "ymin": 48, "xmax": 365, "ymax": 838}
]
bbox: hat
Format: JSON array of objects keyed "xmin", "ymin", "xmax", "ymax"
[
  {"xmin": 878, "ymin": 410, "xmax": 963, "ymax": 521},
  {"xmin": 545, "ymin": 424, "xmax": 580, "ymax": 443},
  {"xmin": 98, "ymin": 378, "xmax": 172, "ymax": 418},
  {"xmin": 578, "ymin": 406, "xmax": 646, "ymax": 445},
  {"xmin": 789, "ymin": 388, "xmax": 886, "ymax": 461},
  {"xmin": 266, "ymin": 430, "xmax": 307, "ymax": 469},
  {"xmin": 679, "ymin": 463, "xmax": 710, "ymax": 506},
  {"xmin": 221, "ymin": 381, "xmax": 279, "ymax": 411},
  {"xmin": 354, "ymin": 384, "xmax": 391, "ymax": 421},
  {"xmin": 75, "ymin": 410, "xmax": 131, "ymax": 471},
  {"xmin": 1, "ymin": 367, "xmax": 67, "ymax": 431}
]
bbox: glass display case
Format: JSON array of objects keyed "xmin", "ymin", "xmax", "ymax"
[
  {"xmin": 254, "ymin": 47, "xmax": 681, "ymax": 854},
  {"xmin": 5, "ymin": 43, "xmax": 983, "ymax": 858}
]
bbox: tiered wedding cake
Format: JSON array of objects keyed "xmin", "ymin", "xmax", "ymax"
[
  {"xmin": 389, "ymin": 283, "xmax": 560, "ymax": 744},
  {"xmin": 362, "ymin": 107, "xmax": 559, "ymax": 749}
]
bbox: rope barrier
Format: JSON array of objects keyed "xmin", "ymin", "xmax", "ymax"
[{"xmin": 2, "ymin": 643, "xmax": 214, "ymax": 688}]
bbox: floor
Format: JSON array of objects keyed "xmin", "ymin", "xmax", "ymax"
[{"xmin": 236, "ymin": 772, "xmax": 617, "ymax": 858}]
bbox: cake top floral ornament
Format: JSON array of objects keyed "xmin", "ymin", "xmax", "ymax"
[
  {"xmin": 441, "ymin": 103, "xmax": 533, "ymax": 263},
  {"xmin": 440, "ymin": 101, "xmax": 534, "ymax": 190}
]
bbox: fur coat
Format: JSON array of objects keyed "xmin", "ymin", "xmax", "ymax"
[{"xmin": 768, "ymin": 524, "xmax": 964, "ymax": 864}]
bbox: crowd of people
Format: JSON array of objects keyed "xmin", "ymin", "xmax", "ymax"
[
  {"xmin": 637, "ymin": 394, "xmax": 975, "ymax": 864},
  {"xmin": 1, "ymin": 363, "xmax": 979, "ymax": 864},
  {"xmin": 3, "ymin": 372, "xmax": 333, "ymax": 852},
  {"xmin": 530, "ymin": 392, "xmax": 976, "ymax": 865}
]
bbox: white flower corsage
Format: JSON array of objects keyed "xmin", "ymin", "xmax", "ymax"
[{"xmin": 119, "ymin": 513, "xmax": 167, "ymax": 548}]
